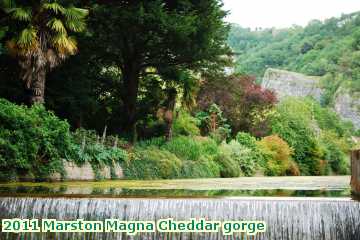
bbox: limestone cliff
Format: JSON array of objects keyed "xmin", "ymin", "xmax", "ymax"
[
  {"xmin": 334, "ymin": 89, "xmax": 360, "ymax": 129},
  {"xmin": 262, "ymin": 68, "xmax": 323, "ymax": 101},
  {"xmin": 261, "ymin": 68, "xmax": 360, "ymax": 129}
]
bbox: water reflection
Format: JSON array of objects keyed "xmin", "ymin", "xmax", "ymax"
[{"xmin": 0, "ymin": 186, "xmax": 352, "ymax": 198}]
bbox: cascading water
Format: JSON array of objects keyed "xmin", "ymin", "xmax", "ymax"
[{"xmin": 0, "ymin": 197, "xmax": 359, "ymax": 240}]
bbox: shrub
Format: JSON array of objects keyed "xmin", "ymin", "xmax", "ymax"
[
  {"xmin": 236, "ymin": 131, "xmax": 266, "ymax": 167},
  {"xmin": 214, "ymin": 153, "xmax": 241, "ymax": 178},
  {"xmin": 219, "ymin": 140, "xmax": 257, "ymax": 176},
  {"xmin": 236, "ymin": 132, "xmax": 257, "ymax": 149},
  {"xmin": 0, "ymin": 99, "xmax": 73, "ymax": 180},
  {"xmin": 181, "ymin": 156, "xmax": 221, "ymax": 178},
  {"xmin": 270, "ymin": 98, "xmax": 323, "ymax": 175},
  {"xmin": 257, "ymin": 135, "xmax": 299, "ymax": 176},
  {"xmin": 162, "ymin": 136, "xmax": 218, "ymax": 161},
  {"xmin": 124, "ymin": 147, "xmax": 182, "ymax": 179},
  {"xmin": 320, "ymin": 131, "xmax": 350, "ymax": 175},
  {"xmin": 173, "ymin": 111, "xmax": 200, "ymax": 136}
]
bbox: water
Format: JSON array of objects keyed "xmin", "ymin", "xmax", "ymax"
[
  {"xmin": 0, "ymin": 197, "xmax": 359, "ymax": 240},
  {"xmin": 0, "ymin": 176, "xmax": 358, "ymax": 239}
]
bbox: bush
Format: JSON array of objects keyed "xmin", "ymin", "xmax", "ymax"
[
  {"xmin": 320, "ymin": 131, "xmax": 350, "ymax": 175},
  {"xmin": 71, "ymin": 129, "xmax": 128, "ymax": 178},
  {"xmin": 173, "ymin": 111, "xmax": 200, "ymax": 136},
  {"xmin": 219, "ymin": 140, "xmax": 257, "ymax": 176},
  {"xmin": 214, "ymin": 153, "xmax": 241, "ymax": 178},
  {"xmin": 162, "ymin": 136, "xmax": 218, "ymax": 161},
  {"xmin": 257, "ymin": 135, "xmax": 299, "ymax": 176},
  {"xmin": 236, "ymin": 131, "xmax": 266, "ymax": 167},
  {"xmin": 0, "ymin": 99, "xmax": 73, "ymax": 180},
  {"xmin": 181, "ymin": 156, "xmax": 221, "ymax": 178},
  {"xmin": 270, "ymin": 98, "xmax": 323, "ymax": 175},
  {"xmin": 124, "ymin": 147, "xmax": 182, "ymax": 179},
  {"xmin": 236, "ymin": 132, "xmax": 257, "ymax": 149}
]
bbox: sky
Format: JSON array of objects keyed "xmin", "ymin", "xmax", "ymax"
[{"xmin": 222, "ymin": 0, "xmax": 360, "ymax": 29}]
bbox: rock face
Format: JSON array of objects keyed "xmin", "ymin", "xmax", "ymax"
[
  {"xmin": 262, "ymin": 68, "xmax": 323, "ymax": 101},
  {"xmin": 334, "ymin": 89, "xmax": 360, "ymax": 129},
  {"xmin": 262, "ymin": 68, "xmax": 360, "ymax": 129}
]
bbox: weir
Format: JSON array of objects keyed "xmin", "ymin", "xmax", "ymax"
[{"xmin": 0, "ymin": 197, "xmax": 359, "ymax": 240}]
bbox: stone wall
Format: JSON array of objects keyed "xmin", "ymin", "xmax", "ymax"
[
  {"xmin": 50, "ymin": 161, "xmax": 124, "ymax": 181},
  {"xmin": 351, "ymin": 150, "xmax": 360, "ymax": 196}
]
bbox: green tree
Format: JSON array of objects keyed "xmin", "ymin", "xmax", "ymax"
[
  {"xmin": 90, "ymin": 0, "xmax": 230, "ymax": 138},
  {"xmin": 1, "ymin": 0, "xmax": 88, "ymax": 104}
]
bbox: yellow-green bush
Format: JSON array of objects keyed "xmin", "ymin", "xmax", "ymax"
[
  {"xmin": 219, "ymin": 140, "xmax": 257, "ymax": 176},
  {"xmin": 257, "ymin": 135, "xmax": 299, "ymax": 176},
  {"xmin": 124, "ymin": 147, "xmax": 182, "ymax": 179},
  {"xmin": 173, "ymin": 111, "xmax": 200, "ymax": 136}
]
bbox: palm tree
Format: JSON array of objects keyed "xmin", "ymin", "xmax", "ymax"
[{"xmin": 1, "ymin": 0, "xmax": 88, "ymax": 104}]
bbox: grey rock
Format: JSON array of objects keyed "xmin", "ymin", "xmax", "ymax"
[{"xmin": 261, "ymin": 68, "xmax": 360, "ymax": 130}]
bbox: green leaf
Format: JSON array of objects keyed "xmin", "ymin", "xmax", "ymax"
[
  {"xmin": 64, "ymin": 7, "xmax": 89, "ymax": 20},
  {"xmin": 47, "ymin": 18, "xmax": 67, "ymax": 34},
  {"xmin": 65, "ymin": 19, "xmax": 86, "ymax": 32},
  {"xmin": 42, "ymin": 2, "xmax": 65, "ymax": 14},
  {"xmin": 17, "ymin": 27, "xmax": 37, "ymax": 48},
  {"xmin": 10, "ymin": 8, "xmax": 32, "ymax": 21}
]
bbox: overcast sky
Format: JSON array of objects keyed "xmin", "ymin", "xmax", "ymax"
[{"xmin": 222, "ymin": 0, "xmax": 360, "ymax": 29}]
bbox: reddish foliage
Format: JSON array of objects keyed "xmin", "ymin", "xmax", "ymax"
[{"xmin": 197, "ymin": 74, "xmax": 277, "ymax": 136}]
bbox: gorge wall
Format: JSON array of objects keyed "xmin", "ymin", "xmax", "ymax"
[{"xmin": 262, "ymin": 68, "xmax": 360, "ymax": 129}]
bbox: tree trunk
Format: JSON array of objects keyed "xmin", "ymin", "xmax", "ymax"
[
  {"xmin": 22, "ymin": 64, "xmax": 46, "ymax": 105},
  {"xmin": 164, "ymin": 88, "xmax": 177, "ymax": 141},
  {"xmin": 29, "ymin": 68, "xmax": 46, "ymax": 104},
  {"xmin": 121, "ymin": 62, "xmax": 140, "ymax": 142}
]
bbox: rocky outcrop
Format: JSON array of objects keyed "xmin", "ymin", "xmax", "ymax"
[
  {"xmin": 334, "ymin": 89, "xmax": 360, "ymax": 129},
  {"xmin": 262, "ymin": 68, "xmax": 360, "ymax": 129},
  {"xmin": 262, "ymin": 68, "xmax": 323, "ymax": 101}
]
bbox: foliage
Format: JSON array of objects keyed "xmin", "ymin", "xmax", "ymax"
[
  {"xmin": 125, "ymin": 137, "xmax": 221, "ymax": 179},
  {"xmin": 270, "ymin": 97, "xmax": 352, "ymax": 175},
  {"xmin": 124, "ymin": 147, "xmax": 182, "ymax": 180},
  {"xmin": 270, "ymin": 98, "xmax": 323, "ymax": 175},
  {"xmin": 0, "ymin": 98, "xmax": 73, "ymax": 180},
  {"xmin": 196, "ymin": 104, "xmax": 231, "ymax": 142},
  {"xmin": 90, "ymin": 0, "xmax": 230, "ymax": 136},
  {"xmin": 162, "ymin": 136, "xmax": 218, "ymax": 161},
  {"xmin": 320, "ymin": 131, "xmax": 350, "ymax": 175},
  {"xmin": 214, "ymin": 153, "xmax": 241, "ymax": 178},
  {"xmin": 181, "ymin": 157, "xmax": 220, "ymax": 178},
  {"xmin": 197, "ymin": 75, "xmax": 276, "ymax": 136},
  {"xmin": 228, "ymin": 12, "xmax": 360, "ymax": 101},
  {"xmin": 1, "ymin": 0, "xmax": 88, "ymax": 103},
  {"xmin": 257, "ymin": 135, "xmax": 299, "ymax": 176},
  {"xmin": 236, "ymin": 132, "xmax": 257, "ymax": 149},
  {"xmin": 173, "ymin": 110, "xmax": 200, "ymax": 137},
  {"xmin": 219, "ymin": 140, "xmax": 257, "ymax": 176}
]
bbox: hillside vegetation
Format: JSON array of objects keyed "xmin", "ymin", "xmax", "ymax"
[{"xmin": 228, "ymin": 11, "xmax": 360, "ymax": 105}]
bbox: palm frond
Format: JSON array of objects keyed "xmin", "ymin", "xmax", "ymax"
[
  {"xmin": 17, "ymin": 27, "xmax": 38, "ymax": 49},
  {"xmin": 52, "ymin": 34, "xmax": 77, "ymax": 55},
  {"xmin": 47, "ymin": 18, "xmax": 67, "ymax": 34},
  {"xmin": 9, "ymin": 7, "xmax": 32, "ymax": 21},
  {"xmin": 65, "ymin": 19, "xmax": 86, "ymax": 32},
  {"xmin": 42, "ymin": 2, "xmax": 65, "ymax": 14},
  {"xmin": 64, "ymin": 7, "xmax": 88, "ymax": 20}
]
